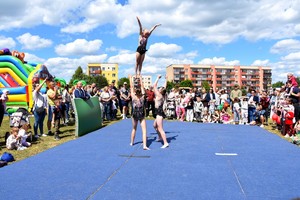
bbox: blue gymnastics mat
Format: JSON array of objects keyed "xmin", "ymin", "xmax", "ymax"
[{"xmin": 0, "ymin": 120, "xmax": 300, "ymax": 200}]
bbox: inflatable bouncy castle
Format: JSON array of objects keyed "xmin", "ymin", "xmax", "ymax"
[{"xmin": 0, "ymin": 48, "xmax": 53, "ymax": 113}]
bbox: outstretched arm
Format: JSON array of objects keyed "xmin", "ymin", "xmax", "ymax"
[
  {"xmin": 163, "ymin": 75, "xmax": 167, "ymax": 89},
  {"xmin": 149, "ymin": 23, "xmax": 161, "ymax": 35},
  {"xmin": 129, "ymin": 75, "xmax": 134, "ymax": 95},
  {"xmin": 153, "ymin": 75, "xmax": 161, "ymax": 95},
  {"xmin": 138, "ymin": 75, "xmax": 145, "ymax": 95},
  {"xmin": 136, "ymin": 16, "xmax": 143, "ymax": 35},
  {"xmin": 35, "ymin": 78, "xmax": 47, "ymax": 92}
]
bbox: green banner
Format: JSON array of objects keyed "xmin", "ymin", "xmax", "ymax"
[{"xmin": 72, "ymin": 96, "xmax": 102, "ymax": 137}]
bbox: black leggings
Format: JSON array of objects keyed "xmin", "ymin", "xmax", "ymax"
[{"xmin": 0, "ymin": 104, "xmax": 4, "ymax": 127}]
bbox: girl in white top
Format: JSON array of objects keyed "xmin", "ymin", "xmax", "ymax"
[{"xmin": 18, "ymin": 121, "xmax": 32, "ymax": 147}]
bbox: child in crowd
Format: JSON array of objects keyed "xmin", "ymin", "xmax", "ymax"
[
  {"xmin": 175, "ymin": 94, "xmax": 181, "ymax": 120},
  {"xmin": 220, "ymin": 108, "xmax": 231, "ymax": 124},
  {"xmin": 295, "ymin": 120, "xmax": 300, "ymax": 135},
  {"xmin": 292, "ymin": 120, "xmax": 300, "ymax": 144},
  {"xmin": 202, "ymin": 109, "xmax": 209, "ymax": 123},
  {"xmin": 178, "ymin": 94, "xmax": 186, "ymax": 121},
  {"xmin": 186, "ymin": 95, "xmax": 194, "ymax": 122},
  {"xmin": 210, "ymin": 110, "xmax": 220, "ymax": 123},
  {"xmin": 208, "ymin": 99, "xmax": 216, "ymax": 117},
  {"xmin": 18, "ymin": 120, "xmax": 32, "ymax": 148},
  {"xmin": 283, "ymin": 98, "xmax": 295, "ymax": 138},
  {"xmin": 250, "ymin": 104, "xmax": 263, "ymax": 126},
  {"xmin": 194, "ymin": 96, "xmax": 204, "ymax": 122},
  {"xmin": 240, "ymin": 96, "xmax": 249, "ymax": 125},
  {"xmin": 233, "ymin": 97, "xmax": 241, "ymax": 125},
  {"xmin": 6, "ymin": 127, "xmax": 26, "ymax": 150},
  {"xmin": 52, "ymin": 100, "xmax": 62, "ymax": 140}
]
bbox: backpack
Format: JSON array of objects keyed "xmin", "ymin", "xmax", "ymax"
[{"xmin": 1, "ymin": 152, "xmax": 15, "ymax": 162}]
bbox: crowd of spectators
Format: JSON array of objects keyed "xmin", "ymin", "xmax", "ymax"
[{"xmin": 3, "ymin": 72, "xmax": 300, "ymax": 150}]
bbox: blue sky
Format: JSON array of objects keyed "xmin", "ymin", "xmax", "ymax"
[{"xmin": 1, "ymin": 0, "xmax": 300, "ymax": 84}]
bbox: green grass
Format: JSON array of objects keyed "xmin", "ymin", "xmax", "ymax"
[{"xmin": 0, "ymin": 115, "xmax": 115, "ymax": 164}]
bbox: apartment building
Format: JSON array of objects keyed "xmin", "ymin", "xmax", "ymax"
[
  {"xmin": 141, "ymin": 75, "xmax": 152, "ymax": 89},
  {"xmin": 87, "ymin": 63, "xmax": 118, "ymax": 84},
  {"xmin": 166, "ymin": 64, "xmax": 272, "ymax": 91}
]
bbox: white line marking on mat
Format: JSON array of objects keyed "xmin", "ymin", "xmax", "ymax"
[{"xmin": 215, "ymin": 153, "xmax": 238, "ymax": 156}]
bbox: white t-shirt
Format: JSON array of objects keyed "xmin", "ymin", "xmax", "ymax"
[{"xmin": 33, "ymin": 91, "xmax": 47, "ymax": 110}]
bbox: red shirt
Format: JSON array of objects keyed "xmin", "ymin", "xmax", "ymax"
[
  {"xmin": 285, "ymin": 112, "xmax": 294, "ymax": 125},
  {"xmin": 146, "ymin": 90, "xmax": 155, "ymax": 102}
]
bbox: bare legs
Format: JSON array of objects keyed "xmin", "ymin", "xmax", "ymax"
[
  {"xmin": 130, "ymin": 118, "xmax": 149, "ymax": 150},
  {"xmin": 153, "ymin": 115, "xmax": 169, "ymax": 148},
  {"xmin": 122, "ymin": 106, "xmax": 128, "ymax": 119},
  {"xmin": 135, "ymin": 52, "xmax": 145, "ymax": 76}
]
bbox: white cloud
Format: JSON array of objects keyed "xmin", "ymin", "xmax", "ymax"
[
  {"xmin": 269, "ymin": 61, "xmax": 300, "ymax": 83},
  {"xmin": 198, "ymin": 57, "xmax": 240, "ymax": 66},
  {"xmin": 17, "ymin": 33, "xmax": 52, "ymax": 50},
  {"xmin": 1, "ymin": 1, "xmax": 300, "ymax": 44},
  {"xmin": 251, "ymin": 59, "xmax": 270, "ymax": 66},
  {"xmin": 270, "ymin": 39, "xmax": 300, "ymax": 54},
  {"xmin": 0, "ymin": 0, "xmax": 88, "ymax": 30},
  {"xmin": 55, "ymin": 39, "xmax": 103, "ymax": 56},
  {"xmin": 0, "ymin": 36, "xmax": 16, "ymax": 49},
  {"xmin": 44, "ymin": 54, "xmax": 107, "ymax": 81},
  {"xmin": 61, "ymin": 0, "xmax": 122, "ymax": 33},
  {"xmin": 147, "ymin": 43, "xmax": 182, "ymax": 58},
  {"xmin": 108, "ymin": 52, "xmax": 135, "ymax": 66},
  {"xmin": 24, "ymin": 53, "xmax": 46, "ymax": 63},
  {"xmin": 281, "ymin": 52, "xmax": 300, "ymax": 61}
]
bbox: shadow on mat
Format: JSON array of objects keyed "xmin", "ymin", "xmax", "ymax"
[{"xmin": 133, "ymin": 135, "xmax": 178, "ymax": 147}]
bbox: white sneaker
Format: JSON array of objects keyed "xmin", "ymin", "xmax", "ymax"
[
  {"xmin": 290, "ymin": 135, "xmax": 295, "ymax": 140},
  {"xmin": 260, "ymin": 124, "xmax": 264, "ymax": 128},
  {"xmin": 42, "ymin": 134, "xmax": 48, "ymax": 137},
  {"xmin": 284, "ymin": 134, "xmax": 290, "ymax": 138},
  {"xmin": 161, "ymin": 143, "xmax": 169, "ymax": 149}
]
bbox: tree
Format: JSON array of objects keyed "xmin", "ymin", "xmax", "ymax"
[
  {"xmin": 179, "ymin": 79, "xmax": 193, "ymax": 88},
  {"xmin": 69, "ymin": 66, "xmax": 109, "ymax": 88},
  {"xmin": 118, "ymin": 77, "xmax": 130, "ymax": 89},
  {"xmin": 272, "ymin": 81, "xmax": 284, "ymax": 88},
  {"xmin": 201, "ymin": 81, "xmax": 210, "ymax": 91},
  {"xmin": 92, "ymin": 75, "xmax": 108, "ymax": 89},
  {"xmin": 166, "ymin": 81, "xmax": 176, "ymax": 92},
  {"xmin": 69, "ymin": 66, "xmax": 89, "ymax": 86}
]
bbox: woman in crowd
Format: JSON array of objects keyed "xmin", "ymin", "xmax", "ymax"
[
  {"xmin": 100, "ymin": 86, "xmax": 112, "ymax": 121},
  {"xmin": 32, "ymin": 79, "xmax": 48, "ymax": 138},
  {"xmin": 0, "ymin": 89, "xmax": 9, "ymax": 126}
]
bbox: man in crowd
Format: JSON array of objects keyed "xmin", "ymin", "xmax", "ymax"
[
  {"xmin": 146, "ymin": 86, "xmax": 155, "ymax": 118},
  {"xmin": 46, "ymin": 81, "xmax": 62, "ymax": 136}
]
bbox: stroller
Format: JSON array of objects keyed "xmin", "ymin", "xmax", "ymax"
[
  {"xmin": 9, "ymin": 108, "xmax": 30, "ymax": 127},
  {"xmin": 165, "ymin": 98, "xmax": 176, "ymax": 119}
]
